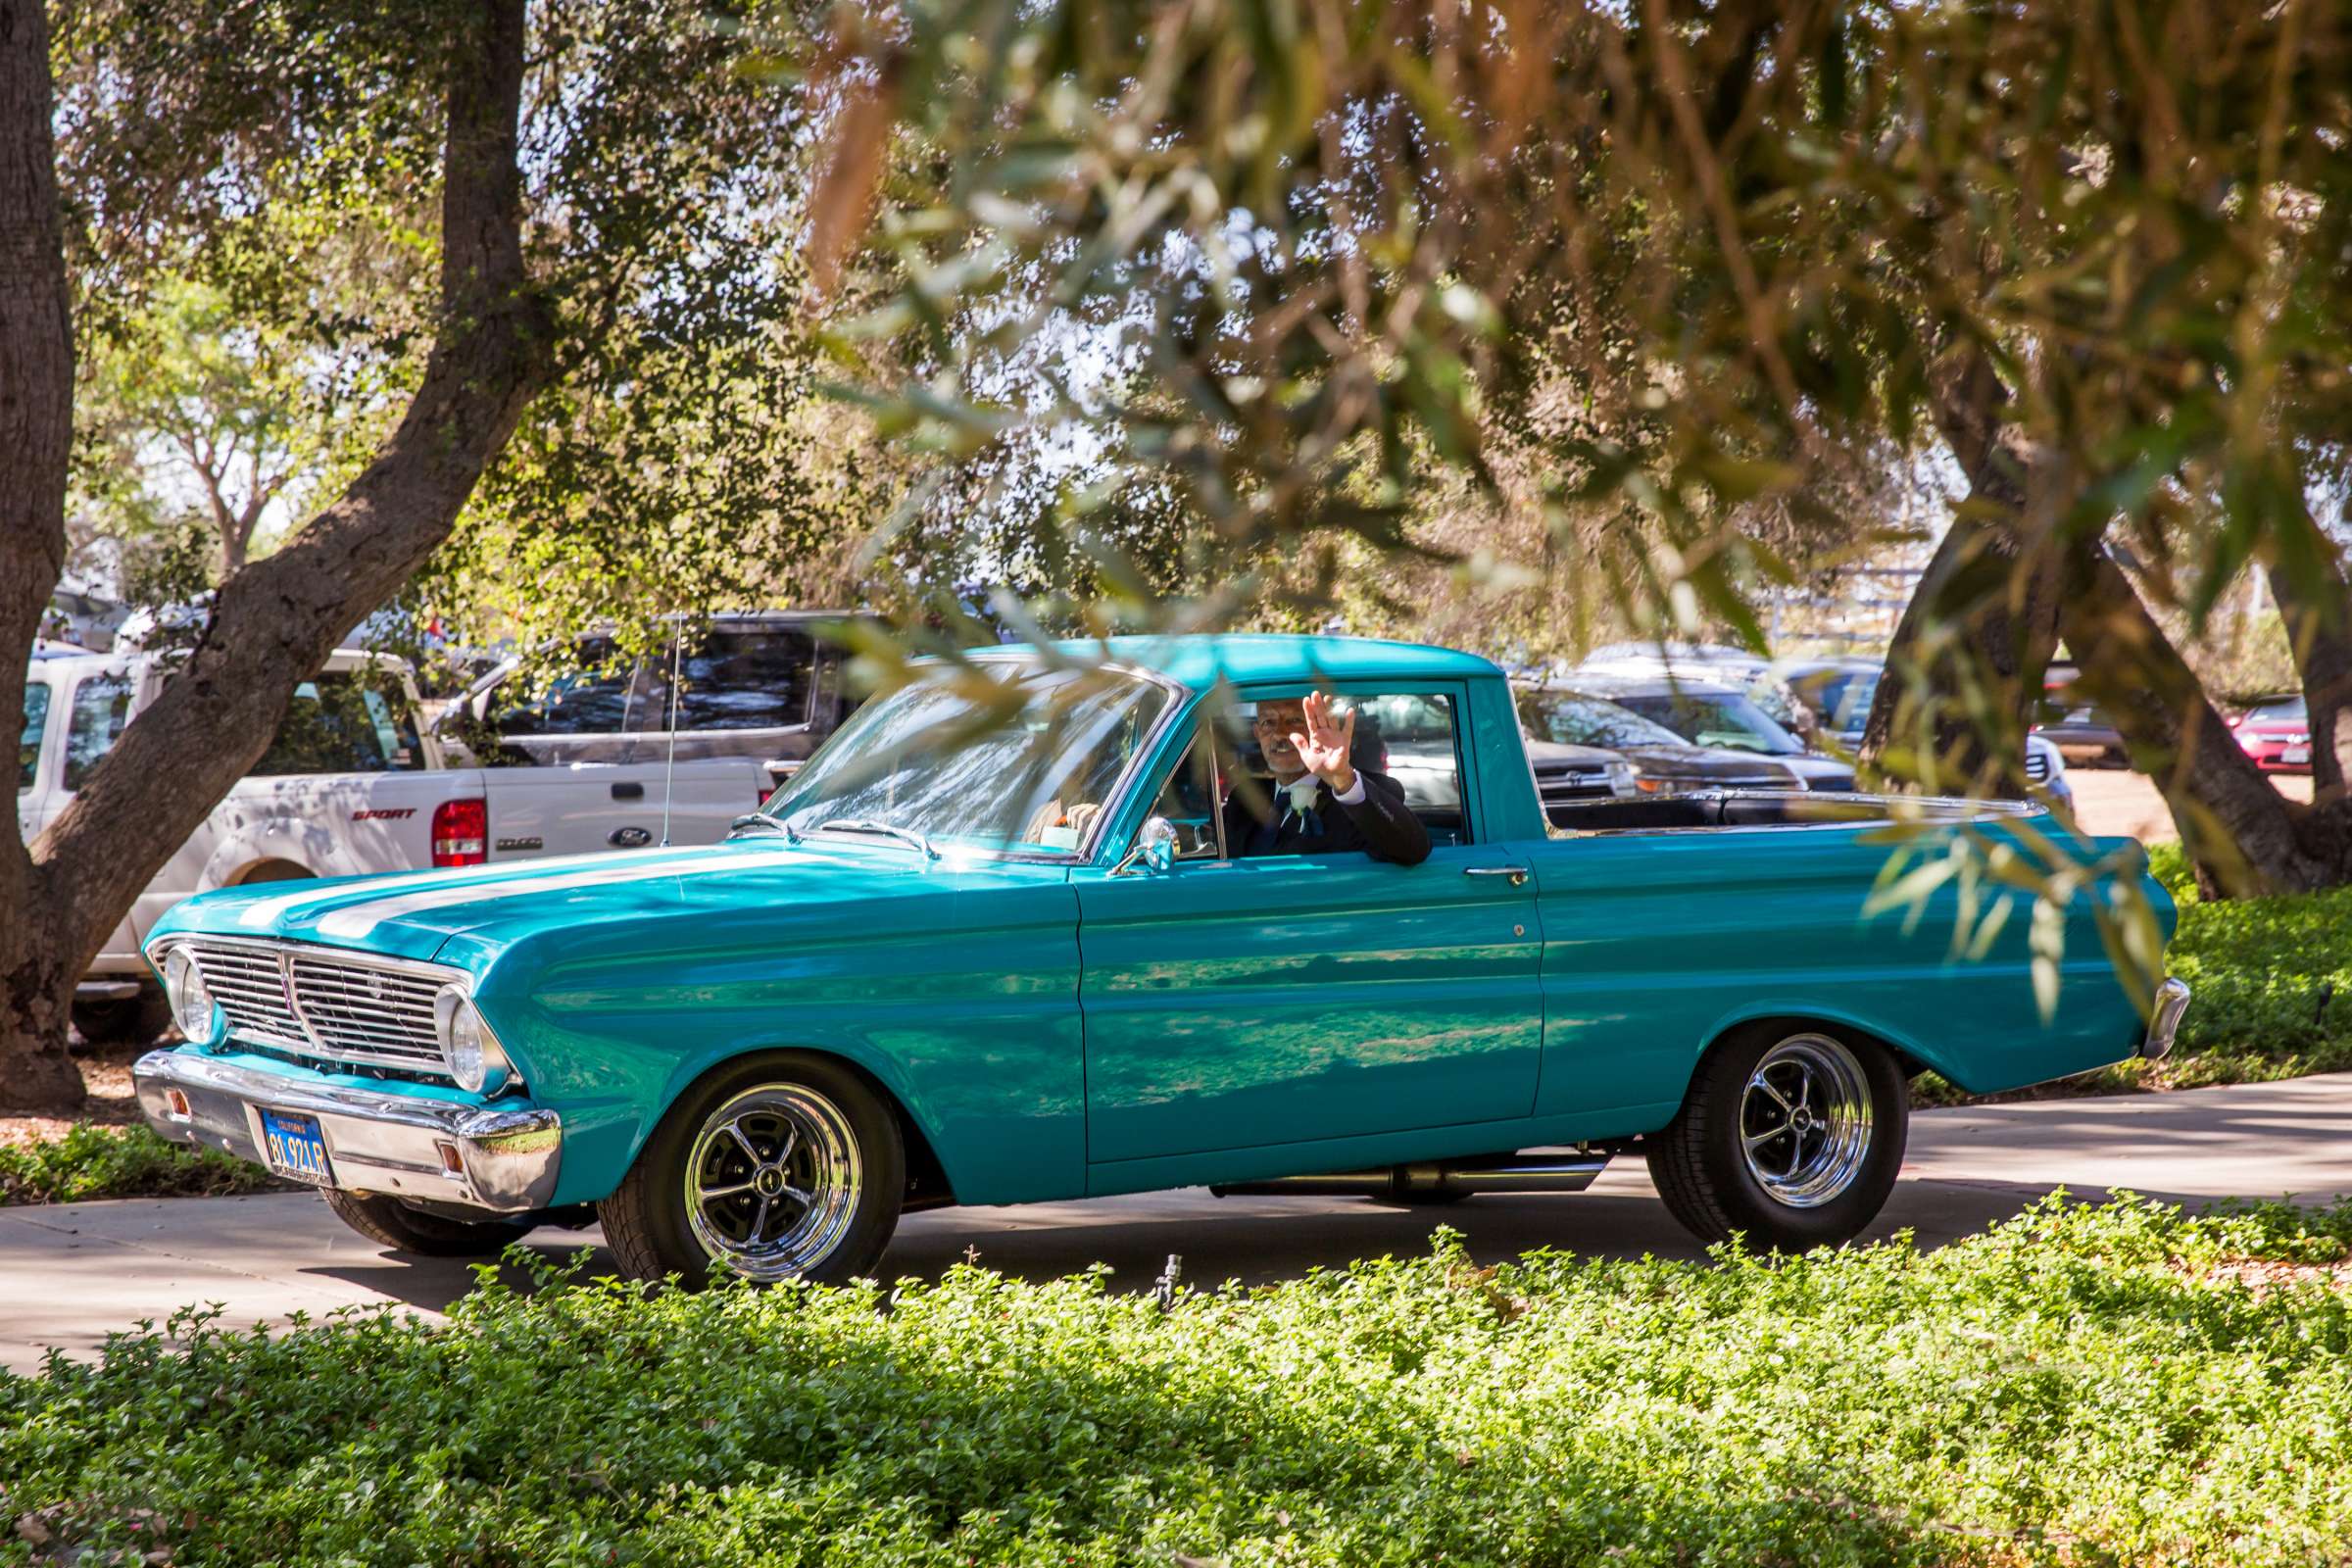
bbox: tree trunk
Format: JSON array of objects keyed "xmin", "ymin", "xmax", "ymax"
[
  {"xmin": 2057, "ymin": 544, "xmax": 2341, "ymax": 894},
  {"xmin": 0, "ymin": 0, "xmax": 87, "ymax": 1110},
  {"xmin": 1861, "ymin": 345, "xmax": 2352, "ymax": 897},
  {"xmin": 2269, "ymin": 549, "xmax": 2352, "ymax": 804},
  {"xmin": 0, "ymin": 0, "xmax": 551, "ymax": 1111},
  {"xmin": 1859, "ymin": 348, "xmax": 2067, "ymax": 795}
]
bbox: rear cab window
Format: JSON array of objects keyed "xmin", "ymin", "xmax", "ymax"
[{"xmin": 251, "ymin": 670, "xmax": 426, "ymax": 774}]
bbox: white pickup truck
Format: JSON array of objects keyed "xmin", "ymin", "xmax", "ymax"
[{"xmin": 19, "ymin": 644, "xmax": 768, "ymax": 1042}]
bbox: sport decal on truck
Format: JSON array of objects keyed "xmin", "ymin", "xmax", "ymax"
[{"xmin": 351, "ymin": 808, "xmax": 417, "ymax": 821}]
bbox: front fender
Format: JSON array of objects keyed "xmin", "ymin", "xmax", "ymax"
[{"xmin": 459, "ymin": 884, "xmax": 1087, "ymax": 1210}]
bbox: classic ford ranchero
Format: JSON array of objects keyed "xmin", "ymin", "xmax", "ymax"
[{"xmin": 135, "ymin": 636, "xmax": 2190, "ymax": 1282}]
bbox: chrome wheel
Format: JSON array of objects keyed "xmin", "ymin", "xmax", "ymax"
[
  {"xmin": 684, "ymin": 1085, "xmax": 863, "ymax": 1281},
  {"xmin": 1739, "ymin": 1033, "xmax": 1874, "ymax": 1208}
]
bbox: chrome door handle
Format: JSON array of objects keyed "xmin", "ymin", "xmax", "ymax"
[{"xmin": 1464, "ymin": 866, "xmax": 1530, "ymax": 887}]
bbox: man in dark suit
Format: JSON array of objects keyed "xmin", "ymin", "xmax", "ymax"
[{"xmin": 1221, "ymin": 693, "xmax": 1431, "ymax": 865}]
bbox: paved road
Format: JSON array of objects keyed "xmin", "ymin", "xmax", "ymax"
[{"xmin": 6, "ymin": 1072, "xmax": 2348, "ymax": 1374}]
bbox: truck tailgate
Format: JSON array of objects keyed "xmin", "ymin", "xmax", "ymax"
[{"xmin": 481, "ymin": 759, "xmax": 765, "ymax": 859}]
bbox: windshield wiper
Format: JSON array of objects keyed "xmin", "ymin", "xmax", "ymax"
[
  {"xmin": 728, "ymin": 813, "xmax": 800, "ymax": 843},
  {"xmin": 812, "ymin": 817, "xmax": 940, "ymax": 860}
]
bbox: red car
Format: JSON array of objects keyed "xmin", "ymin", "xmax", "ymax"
[{"xmin": 2232, "ymin": 694, "xmax": 2312, "ymax": 772}]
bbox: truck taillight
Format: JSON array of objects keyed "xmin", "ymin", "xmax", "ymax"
[{"xmin": 432, "ymin": 797, "xmax": 489, "ymax": 866}]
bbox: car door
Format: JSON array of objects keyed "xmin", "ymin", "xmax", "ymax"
[{"xmin": 1073, "ymin": 685, "xmax": 1544, "ymax": 1166}]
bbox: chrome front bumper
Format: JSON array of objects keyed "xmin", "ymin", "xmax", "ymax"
[
  {"xmin": 133, "ymin": 1050, "xmax": 562, "ymax": 1213},
  {"xmin": 2140, "ymin": 977, "xmax": 2193, "ymax": 1061}
]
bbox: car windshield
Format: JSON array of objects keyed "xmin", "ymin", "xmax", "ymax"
[
  {"xmin": 1515, "ymin": 690, "xmax": 1686, "ymax": 750},
  {"xmin": 1613, "ymin": 690, "xmax": 1804, "ymax": 756},
  {"xmin": 2245, "ymin": 695, "xmax": 2307, "ymax": 722},
  {"xmin": 760, "ymin": 659, "xmax": 1175, "ymax": 856}
]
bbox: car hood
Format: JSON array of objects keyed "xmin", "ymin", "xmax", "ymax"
[{"xmin": 149, "ymin": 839, "xmax": 1072, "ymax": 969}]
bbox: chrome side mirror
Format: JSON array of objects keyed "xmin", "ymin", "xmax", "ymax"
[{"xmin": 1110, "ymin": 815, "xmax": 1179, "ymax": 877}]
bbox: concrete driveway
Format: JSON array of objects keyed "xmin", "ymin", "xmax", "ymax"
[{"xmin": 6, "ymin": 1072, "xmax": 2350, "ymax": 1375}]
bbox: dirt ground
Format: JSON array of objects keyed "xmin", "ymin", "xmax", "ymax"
[
  {"xmin": 0, "ymin": 1043, "xmax": 148, "ymax": 1151},
  {"xmin": 2066, "ymin": 764, "xmax": 2312, "ymax": 840}
]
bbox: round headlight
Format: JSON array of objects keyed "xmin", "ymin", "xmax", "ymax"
[
  {"xmin": 163, "ymin": 949, "xmax": 221, "ymax": 1045},
  {"xmin": 433, "ymin": 987, "xmax": 507, "ymax": 1094}
]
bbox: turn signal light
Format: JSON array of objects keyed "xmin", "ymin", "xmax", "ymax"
[{"xmin": 431, "ymin": 797, "xmax": 489, "ymax": 866}]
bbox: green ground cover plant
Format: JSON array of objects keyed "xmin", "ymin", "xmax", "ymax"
[
  {"xmin": 0, "ymin": 1124, "xmax": 284, "ymax": 1206},
  {"xmin": 2143, "ymin": 843, "xmax": 2352, "ymax": 1083},
  {"xmin": 3, "ymin": 1197, "xmax": 2349, "ymax": 1567}
]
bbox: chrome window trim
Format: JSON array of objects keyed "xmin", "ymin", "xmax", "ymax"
[
  {"xmin": 148, "ymin": 933, "xmax": 466, "ymax": 1076},
  {"xmin": 1547, "ymin": 788, "xmax": 2047, "ymax": 838}
]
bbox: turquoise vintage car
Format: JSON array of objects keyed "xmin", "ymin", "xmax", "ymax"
[{"xmin": 135, "ymin": 635, "xmax": 2189, "ymax": 1281}]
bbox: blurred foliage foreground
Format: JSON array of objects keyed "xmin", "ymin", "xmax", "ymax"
[{"xmin": 4, "ymin": 1199, "xmax": 2351, "ymax": 1566}]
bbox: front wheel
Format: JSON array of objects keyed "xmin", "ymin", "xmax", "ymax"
[
  {"xmin": 323, "ymin": 1189, "xmax": 538, "ymax": 1257},
  {"xmin": 1647, "ymin": 1025, "xmax": 1906, "ymax": 1251},
  {"xmin": 599, "ymin": 1054, "xmax": 904, "ymax": 1287}
]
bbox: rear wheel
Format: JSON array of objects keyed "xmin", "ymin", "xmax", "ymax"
[
  {"xmin": 599, "ymin": 1053, "xmax": 904, "ymax": 1287},
  {"xmin": 322, "ymin": 1189, "xmax": 538, "ymax": 1257},
  {"xmin": 1647, "ymin": 1024, "xmax": 1906, "ymax": 1250}
]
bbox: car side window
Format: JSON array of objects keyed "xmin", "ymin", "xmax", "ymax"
[
  {"xmin": 1220, "ymin": 691, "xmax": 1468, "ymax": 847},
  {"xmin": 251, "ymin": 672, "xmax": 426, "ymax": 775},
  {"xmin": 19, "ymin": 680, "xmax": 48, "ymax": 791},
  {"xmin": 492, "ymin": 640, "xmax": 643, "ymax": 736},
  {"xmin": 63, "ymin": 672, "xmax": 134, "ymax": 792},
  {"xmin": 647, "ymin": 627, "xmax": 815, "ymax": 732}
]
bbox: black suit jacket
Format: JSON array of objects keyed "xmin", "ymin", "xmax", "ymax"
[{"xmin": 1220, "ymin": 769, "xmax": 1432, "ymax": 866}]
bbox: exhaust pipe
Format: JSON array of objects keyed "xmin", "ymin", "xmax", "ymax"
[{"xmin": 1209, "ymin": 1152, "xmax": 1609, "ymax": 1200}]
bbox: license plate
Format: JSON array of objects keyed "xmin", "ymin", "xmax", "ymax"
[
  {"xmin": 258, "ymin": 1108, "xmax": 334, "ymax": 1186},
  {"xmin": 2282, "ymin": 746, "xmax": 2311, "ymax": 764}
]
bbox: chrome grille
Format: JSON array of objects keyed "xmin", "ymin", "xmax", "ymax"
[
  {"xmin": 1536, "ymin": 765, "xmax": 1611, "ymax": 804},
  {"xmin": 177, "ymin": 939, "xmax": 455, "ymax": 1078},
  {"xmin": 289, "ymin": 957, "xmax": 446, "ymax": 1070},
  {"xmin": 185, "ymin": 943, "xmax": 308, "ymax": 1049}
]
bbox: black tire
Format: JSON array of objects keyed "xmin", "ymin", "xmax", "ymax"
[
  {"xmin": 72, "ymin": 986, "xmax": 173, "ymax": 1049},
  {"xmin": 323, "ymin": 1189, "xmax": 538, "ymax": 1257},
  {"xmin": 1646, "ymin": 1022, "xmax": 1907, "ymax": 1251},
  {"xmin": 599, "ymin": 1052, "xmax": 904, "ymax": 1287}
]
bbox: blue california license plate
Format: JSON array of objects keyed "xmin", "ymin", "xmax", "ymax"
[{"xmin": 258, "ymin": 1108, "xmax": 333, "ymax": 1185}]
